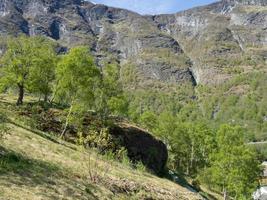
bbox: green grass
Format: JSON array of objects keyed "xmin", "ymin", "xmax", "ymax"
[{"xmin": 0, "ymin": 95, "xmax": 203, "ymax": 200}]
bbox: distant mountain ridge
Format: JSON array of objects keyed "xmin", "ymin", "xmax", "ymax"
[
  {"xmin": 223, "ymin": 0, "xmax": 267, "ymax": 6},
  {"xmin": 148, "ymin": 0, "xmax": 266, "ymax": 84},
  {"xmin": 0, "ymin": 0, "xmax": 266, "ymax": 86}
]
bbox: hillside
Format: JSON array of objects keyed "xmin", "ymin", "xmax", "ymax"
[
  {"xmin": 0, "ymin": 0, "xmax": 266, "ymax": 199},
  {"xmin": 0, "ymin": 95, "xmax": 203, "ymax": 200},
  {"xmin": 0, "ymin": 0, "xmax": 265, "ymax": 144}
]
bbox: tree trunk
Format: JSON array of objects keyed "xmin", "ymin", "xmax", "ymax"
[
  {"xmin": 60, "ymin": 102, "xmax": 73, "ymax": 138},
  {"xmin": 49, "ymin": 93, "xmax": 55, "ymax": 104},
  {"xmin": 190, "ymin": 142, "xmax": 195, "ymax": 175},
  {"xmin": 44, "ymin": 94, "xmax": 48, "ymax": 103},
  {"xmin": 186, "ymin": 161, "xmax": 190, "ymax": 175},
  {"xmin": 16, "ymin": 84, "xmax": 24, "ymax": 106},
  {"xmin": 49, "ymin": 80, "xmax": 59, "ymax": 104},
  {"xmin": 223, "ymin": 187, "xmax": 227, "ymax": 200}
]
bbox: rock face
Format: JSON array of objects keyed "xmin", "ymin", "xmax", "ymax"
[
  {"xmin": 0, "ymin": 0, "xmax": 265, "ymax": 86},
  {"xmin": 0, "ymin": 0, "xmax": 193, "ymax": 86},
  {"xmin": 231, "ymin": 0, "xmax": 267, "ymax": 6},
  {"xmin": 110, "ymin": 124, "xmax": 168, "ymax": 174},
  {"xmin": 147, "ymin": 0, "xmax": 267, "ymax": 84}
]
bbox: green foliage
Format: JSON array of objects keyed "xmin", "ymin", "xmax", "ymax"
[
  {"xmin": 27, "ymin": 40, "xmax": 57, "ymax": 101},
  {"xmin": 84, "ymin": 128, "xmax": 121, "ymax": 153},
  {"xmin": 0, "ymin": 34, "xmax": 264, "ymax": 200},
  {"xmin": 200, "ymin": 125, "xmax": 261, "ymax": 199},
  {"xmin": 153, "ymin": 111, "xmax": 177, "ymax": 142},
  {"xmin": 139, "ymin": 111, "xmax": 158, "ymax": 130},
  {"xmin": 76, "ymin": 126, "xmax": 133, "ymax": 166},
  {"xmin": 135, "ymin": 161, "xmax": 147, "ymax": 172},
  {"xmin": 55, "ymin": 46, "xmax": 101, "ymax": 107},
  {"xmin": 55, "ymin": 47, "xmax": 101, "ymax": 137},
  {"xmin": 168, "ymin": 122, "xmax": 215, "ymax": 177},
  {"xmin": 117, "ymin": 147, "xmax": 131, "ymax": 166},
  {"xmin": 95, "ymin": 64, "xmax": 128, "ymax": 118},
  {"xmin": 126, "ymin": 85, "xmax": 192, "ymax": 123},
  {"xmin": 0, "ymin": 35, "xmax": 57, "ymax": 104},
  {"xmin": 107, "ymin": 96, "xmax": 128, "ymax": 116},
  {"xmin": 121, "ymin": 63, "xmax": 139, "ymax": 89},
  {"xmin": 141, "ymin": 109, "xmax": 215, "ymax": 177},
  {"xmin": 145, "ymin": 101, "xmax": 262, "ymax": 197},
  {"xmin": 199, "ymin": 72, "xmax": 267, "ymax": 140}
]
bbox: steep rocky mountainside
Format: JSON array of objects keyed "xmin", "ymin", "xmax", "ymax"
[
  {"xmin": 0, "ymin": 0, "xmax": 193, "ymax": 87},
  {"xmin": 0, "ymin": 0, "xmax": 266, "ymax": 141},
  {"xmin": 0, "ymin": 0, "xmax": 265, "ymax": 86},
  {"xmin": 148, "ymin": 0, "xmax": 266, "ymax": 84}
]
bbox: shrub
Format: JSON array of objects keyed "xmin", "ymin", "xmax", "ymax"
[
  {"xmin": 136, "ymin": 161, "xmax": 147, "ymax": 172},
  {"xmin": 117, "ymin": 147, "xmax": 131, "ymax": 166}
]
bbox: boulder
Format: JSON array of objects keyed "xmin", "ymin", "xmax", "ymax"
[{"xmin": 110, "ymin": 123, "xmax": 168, "ymax": 175}]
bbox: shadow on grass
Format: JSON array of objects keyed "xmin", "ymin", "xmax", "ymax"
[
  {"xmin": 0, "ymin": 146, "xmax": 62, "ymax": 185},
  {"xmin": 0, "ymin": 146, "xmax": 99, "ymax": 200},
  {"xmin": 0, "ymin": 100, "xmax": 78, "ymax": 152},
  {"xmin": 0, "ymin": 100, "xmax": 60, "ymax": 143},
  {"xmin": 10, "ymin": 120, "xmax": 62, "ymax": 145}
]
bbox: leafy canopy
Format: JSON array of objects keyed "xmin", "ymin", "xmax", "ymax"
[
  {"xmin": 55, "ymin": 46, "xmax": 101, "ymax": 107},
  {"xmin": 0, "ymin": 35, "xmax": 57, "ymax": 103},
  {"xmin": 200, "ymin": 125, "xmax": 261, "ymax": 199}
]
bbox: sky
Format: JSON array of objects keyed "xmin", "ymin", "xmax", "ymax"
[{"xmin": 91, "ymin": 0, "xmax": 219, "ymax": 15}]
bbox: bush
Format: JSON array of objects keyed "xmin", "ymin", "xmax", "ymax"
[
  {"xmin": 84, "ymin": 128, "xmax": 122, "ymax": 153},
  {"xmin": 135, "ymin": 161, "xmax": 147, "ymax": 172}
]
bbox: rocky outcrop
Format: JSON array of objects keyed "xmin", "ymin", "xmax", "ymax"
[
  {"xmin": 16, "ymin": 105, "xmax": 168, "ymax": 174},
  {"xmin": 110, "ymin": 124, "xmax": 168, "ymax": 174}
]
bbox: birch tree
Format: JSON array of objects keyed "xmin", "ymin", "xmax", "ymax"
[{"xmin": 55, "ymin": 46, "xmax": 100, "ymax": 137}]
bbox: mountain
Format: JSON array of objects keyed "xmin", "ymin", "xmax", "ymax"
[
  {"xmin": 0, "ymin": 0, "xmax": 265, "ymax": 86},
  {"xmin": 0, "ymin": 0, "xmax": 266, "ymax": 140},
  {"xmin": 0, "ymin": 0, "xmax": 193, "ymax": 86},
  {"xmin": 148, "ymin": 0, "xmax": 267, "ymax": 84}
]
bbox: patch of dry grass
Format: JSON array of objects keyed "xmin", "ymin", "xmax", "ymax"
[{"xmin": 0, "ymin": 97, "xmax": 203, "ymax": 200}]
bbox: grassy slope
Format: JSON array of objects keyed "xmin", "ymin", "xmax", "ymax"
[{"xmin": 0, "ymin": 97, "xmax": 202, "ymax": 200}]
